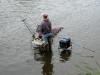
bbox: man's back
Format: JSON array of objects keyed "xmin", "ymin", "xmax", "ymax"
[{"xmin": 40, "ymin": 19, "xmax": 52, "ymax": 34}]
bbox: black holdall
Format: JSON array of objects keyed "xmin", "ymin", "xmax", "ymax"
[{"xmin": 59, "ymin": 37, "xmax": 71, "ymax": 49}]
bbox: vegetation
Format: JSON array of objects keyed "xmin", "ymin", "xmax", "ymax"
[{"xmin": 74, "ymin": 61, "xmax": 100, "ymax": 75}]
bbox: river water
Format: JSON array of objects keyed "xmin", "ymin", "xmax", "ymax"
[{"xmin": 0, "ymin": 0, "xmax": 100, "ymax": 75}]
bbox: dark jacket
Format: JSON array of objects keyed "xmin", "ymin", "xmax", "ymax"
[{"xmin": 40, "ymin": 19, "xmax": 52, "ymax": 34}]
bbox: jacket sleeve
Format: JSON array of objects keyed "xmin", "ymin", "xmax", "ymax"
[
  {"xmin": 49, "ymin": 22, "xmax": 52, "ymax": 32},
  {"xmin": 39, "ymin": 22, "xmax": 43, "ymax": 33}
]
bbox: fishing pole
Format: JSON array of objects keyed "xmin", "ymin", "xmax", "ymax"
[
  {"xmin": 58, "ymin": 36, "xmax": 95, "ymax": 53},
  {"xmin": 22, "ymin": 18, "xmax": 35, "ymax": 35},
  {"xmin": 72, "ymin": 42, "xmax": 95, "ymax": 53}
]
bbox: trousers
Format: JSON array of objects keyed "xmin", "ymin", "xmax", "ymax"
[{"xmin": 42, "ymin": 33, "xmax": 52, "ymax": 43}]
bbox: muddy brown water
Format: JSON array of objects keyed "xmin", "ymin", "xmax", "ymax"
[{"xmin": 0, "ymin": 0, "xmax": 100, "ymax": 75}]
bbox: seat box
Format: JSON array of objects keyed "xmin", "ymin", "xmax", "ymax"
[{"xmin": 59, "ymin": 37, "xmax": 71, "ymax": 49}]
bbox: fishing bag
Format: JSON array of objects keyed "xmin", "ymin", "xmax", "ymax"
[{"xmin": 59, "ymin": 37, "xmax": 71, "ymax": 49}]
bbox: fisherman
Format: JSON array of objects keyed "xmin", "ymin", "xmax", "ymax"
[{"xmin": 39, "ymin": 13, "xmax": 52, "ymax": 45}]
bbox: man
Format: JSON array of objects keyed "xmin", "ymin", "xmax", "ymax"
[{"xmin": 39, "ymin": 13, "xmax": 52, "ymax": 44}]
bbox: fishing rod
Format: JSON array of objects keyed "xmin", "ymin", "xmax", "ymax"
[
  {"xmin": 72, "ymin": 42, "xmax": 95, "ymax": 53},
  {"xmin": 22, "ymin": 18, "xmax": 35, "ymax": 35},
  {"xmin": 58, "ymin": 36, "xmax": 95, "ymax": 53}
]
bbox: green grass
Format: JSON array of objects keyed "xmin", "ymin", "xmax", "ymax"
[{"xmin": 73, "ymin": 61, "xmax": 100, "ymax": 75}]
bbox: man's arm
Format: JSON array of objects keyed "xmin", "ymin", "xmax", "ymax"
[{"xmin": 38, "ymin": 22, "xmax": 43, "ymax": 35}]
